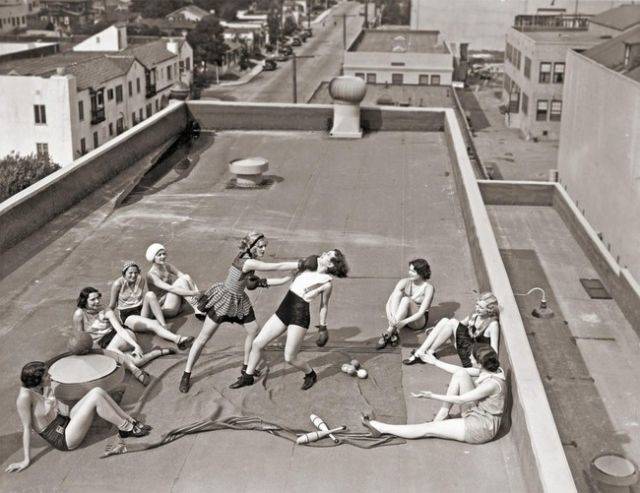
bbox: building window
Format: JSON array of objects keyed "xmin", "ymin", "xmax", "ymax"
[
  {"xmin": 509, "ymin": 85, "xmax": 520, "ymax": 114},
  {"xmin": 515, "ymin": 49, "xmax": 521, "ymax": 70},
  {"xmin": 354, "ymin": 72, "xmax": 365, "ymax": 79},
  {"xmin": 391, "ymin": 73, "xmax": 403, "ymax": 85},
  {"xmin": 553, "ymin": 62, "xmax": 565, "ymax": 83},
  {"xmin": 366, "ymin": 73, "xmax": 376, "ymax": 83},
  {"xmin": 107, "ymin": 88, "xmax": 113, "ymax": 100},
  {"xmin": 430, "ymin": 74, "xmax": 441, "ymax": 85},
  {"xmin": 503, "ymin": 73, "xmax": 511, "ymax": 92},
  {"xmin": 139, "ymin": 108, "xmax": 143, "ymax": 121},
  {"xmin": 116, "ymin": 117, "xmax": 124, "ymax": 135},
  {"xmin": 522, "ymin": 92, "xmax": 528, "ymax": 115},
  {"xmin": 146, "ymin": 103, "xmax": 152, "ymax": 118},
  {"xmin": 536, "ymin": 100, "xmax": 548, "ymax": 121},
  {"xmin": 550, "ymin": 100, "xmax": 562, "ymax": 121},
  {"xmin": 186, "ymin": 58, "xmax": 191, "ymax": 70},
  {"xmin": 115, "ymin": 85, "xmax": 123, "ymax": 103},
  {"xmin": 80, "ymin": 137, "xmax": 87, "ymax": 154},
  {"xmin": 155, "ymin": 100, "xmax": 159, "ymax": 111},
  {"xmin": 539, "ymin": 62, "xmax": 551, "ymax": 83},
  {"xmin": 78, "ymin": 101, "xmax": 84, "ymax": 121},
  {"xmin": 524, "ymin": 57, "xmax": 531, "ymax": 78},
  {"xmin": 34, "ymin": 104, "xmax": 46, "ymax": 124},
  {"xmin": 167, "ymin": 66, "xmax": 172, "ymax": 80},
  {"xmin": 419, "ymin": 74, "xmax": 429, "ymax": 85},
  {"xmin": 179, "ymin": 60, "xmax": 185, "ymax": 73},
  {"xmin": 36, "ymin": 143, "xmax": 49, "ymax": 158},
  {"xmin": 128, "ymin": 80, "xmax": 133, "ymax": 96},
  {"xmin": 93, "ymin": 131, "xmax": 99, "ymax": 149},
  {"xmin": 109, "ymin": 122, "xmax": 113, "ymax": 136},
  {"xmin": 132, "ymin": 112, "xmax": 136, "ymax": 125},
  {"xmin": 136, "ymin": 78, "xmax": 141, "ymax": 93}
]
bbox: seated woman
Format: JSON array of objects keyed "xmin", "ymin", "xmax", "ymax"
[
  {"xmin": 5, "ymin": 361, "xmax": 150, "ymax": 472},
  {"xmin": 362, "ymin": 344, "xmax": 507, "ymax": 444},
  {"xmin": 145, "ymin": 243, "xmax": 202, "ymax": 319},
  {"xmin": 376, "ymin": 258, "xmax": 434, "ymax": 350},
  {"xmin": 73, "ymin": 287, "xmax": 172, "ymax": 385},
  {"xmin": 403, "ymin": 292, "xmax": 499, "ymax": 367},
  {"xmin": 109, "ymin": 261, "xmax": 194, "ymax": 351}
]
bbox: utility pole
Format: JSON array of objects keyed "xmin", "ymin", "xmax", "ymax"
[
  {"xmin": 364, "ymin": 0, "xmax": 369, "ymax": 28},
  {"xmin": 292, "ymin": 53, "xmax": 315, "ymax": 103},
  {"xmin": 307, "ymin": 0, "xmax": 311, "ymax": 29}
]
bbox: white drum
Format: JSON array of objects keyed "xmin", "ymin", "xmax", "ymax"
[{"xmin": 48, "ymin": 354, "xmax": 125, "ymax": 402}]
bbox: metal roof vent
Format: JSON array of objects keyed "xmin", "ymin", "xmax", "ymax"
[{"xmin": 391, "ymin": 35, "xmax": 407, "ymax": 52}]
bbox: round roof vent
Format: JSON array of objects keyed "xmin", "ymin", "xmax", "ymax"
[{"xmin": 391, "ymin": 35, "xmax": 407, "ymax": 53}]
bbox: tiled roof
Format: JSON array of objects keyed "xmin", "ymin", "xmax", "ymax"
[
  {"xmin": 589, "ymin": 5, "xmax": 640, "ymax": 32},
  {"xmin": 122, "ymin": 40, "xmax": 176, "ymax": 67},
  {"xmin": 583, "ymin": 25, "xmax": 640, "ymax": 82},
  {"xmin": 66, "ymin": 56, "xmax": 134, "ymax": 89}
]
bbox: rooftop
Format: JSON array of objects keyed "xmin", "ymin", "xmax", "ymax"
[
  {"xmin": 589, "ymin": 4, "xmax": 640, "ymax": 31},
  {"xmin": 583, "ymin": 25, "xmax": 640, "ymax": 82},
  {"xmin": 166, "ymin": 4, "xmax": 210, "ymax": 19},
  {"xmin": 348, "ymin": 29, "xmax": 449, "ymax": 54},
  {"xmin": 309, "ymin": 81, "xmax": 453, "ymax": 107},
  {"xmin": 518, "ymin": 29, "xmax": 606, "ymax": 45}
]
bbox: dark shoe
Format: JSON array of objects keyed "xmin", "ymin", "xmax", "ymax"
[
  {"xmin": 301, "ymin": 370, "xmax": 317, "ymax": 390},
  {"xmin": 179, "ymin": 372, "xmax": 191, "ymax": 393},
  {"xmin": 402, "ymin": 355, "xmax": 424, "ymax": 365},
  {"xmin": 119, "ymin": 422, "xmax": 151, "ymax": 439},
  {"xmin": 229, "ymin": 373, "xmax": 254, "ymax": 389},
  {"xmin": 195, "ymin": 313, "xmax": 206, "ymax": 322},
  {"xmin": 360, "ymin": 413, "xmax": 382, "ymax": 438},
  {"xmin": 390, "ymin": 333, "xmax": 400, "ymax": 347},
  {"xmin": 241, "ymin": 367, "xmax": 261, "ymax": 378},
  {"xmin": 133, "ymin": 369, "xmax": 150, "ymax": 386},
  {"xmin": 177, "ymin": 336, "xmax": 195, "ymax": 351},
  {"xmin": 131, "ymin": 419, "xmax": 152, "ymax": 432},
  {"xmin": 316, "ymin": 328, "xmax": 329, "ymax": 347},
  {"xmin": 376, "ymin": 332, "xmax": 391, "ymax": 350}
]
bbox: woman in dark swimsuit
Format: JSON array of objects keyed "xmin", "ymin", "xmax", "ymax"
[
  {"xmin": 403, "ymin": 292, "xmax": 499, "ymax": 367},
  {"xmin": 6, "ymin": 362, "xmax": 150, "ymax": 473},
  {"xmin": 179, "ymin": 232, "xmax": 298, "ymax": 393}
]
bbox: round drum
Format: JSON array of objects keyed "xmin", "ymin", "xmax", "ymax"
[{"xmin": 48, "ymin": 354, "xmax": 125, "ymax": 402}]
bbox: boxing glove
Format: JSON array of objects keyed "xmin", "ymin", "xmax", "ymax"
[
  {"xmin": 246, "ymin": 275, "xmax": 268, "ymax": 290},
  {"xmin": 297, "ymin": 255, "xmax": 319, "ymax": 272},
  {"xmin": 316, "ymin": 324, "xmax": 329, "ymax": 347}
]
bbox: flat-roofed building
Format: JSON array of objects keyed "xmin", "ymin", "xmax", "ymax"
[
  {"xmin": 0, "ymin": 24, "xmax": 192, "ymax": 165},
  {"xmin": 558, "ymin": 25, "xmax": 640, "ymax": 280},
  {"xmin": 344, "ymin": 28, "xmax": 453, "ymax": 86},
  {"xmin": 0, "ymin": 0, "xmax": 38, "ymax": 33},
  {"xmin": 503, "ymin": 15, "xmax": 605, "ymax": 140}
]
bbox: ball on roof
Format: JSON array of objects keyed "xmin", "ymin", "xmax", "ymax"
[
  {"xmin": 329, "ymin": 76, "xmax": 367, "ymax": 103},
  {"xmin": 67, "ymin": 332, "xmax": 94, "ymax": 355}
]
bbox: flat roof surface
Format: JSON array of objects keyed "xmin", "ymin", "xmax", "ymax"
[
  {"xmin": 488, "ymin": 203, "xmax": 640, "ymax": 492},
  {"xmin": 0, "ymin": 130, "xmax": 526, "ymax": 491},
  {"xmin": 309, "ymin": 82, "xmax": 454, "ymax": 107},
  {"xmin": 522, "ymin": 29, "xmax": 605, "ymax": 44},
  {"xmin": 349, "ymin": 29, "xmax": 449, "ymax": 54}
]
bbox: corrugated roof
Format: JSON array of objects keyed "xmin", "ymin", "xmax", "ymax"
[
  {"xmin": 589, "ymin": 5, "xmax": 640, "ymax": 32},
  {"xmin": 583, "ymin": 25, "xmax": 640, "ymax": 82}
]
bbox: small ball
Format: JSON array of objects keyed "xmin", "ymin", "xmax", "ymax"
[
  {"xmin": 350, "ymin": 359, "xmax": 360, "ymax": 370},
  {"xmin": 345, "ymin": 364, "xmax": 357, "ymax": 376},
  {"xmin": 341, "ymin": 363, "xmax": 350, "ymax": 373},
  {"xmin": 67, "ymin": 332, "xmax": 94, "ymax": 355},
  {"xmin": 356, "ymin": 368, "xmax": 368, "ymax": 379}
]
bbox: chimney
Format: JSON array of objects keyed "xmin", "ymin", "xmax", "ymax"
[
  {"xmin": 328, "ymin": 76, "xmax": 367, "ymax": 139},
  {"xmin": 166, "ymin": 38, "xmax": 180, "ymax": 55}
]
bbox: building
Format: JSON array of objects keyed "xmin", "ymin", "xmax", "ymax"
[
  {"xmin": 0, "ymin": 24, "xmax": 193, "ymax": 165},
  {"xmin": 557, "ymin": 25, "xmax": 640, "ymax": 280},
  {"xmin": 39, "ymin": 0, "xmax": 93, "ymax": 30},
  {"xmin": 503, "ymin": 14, "xmax": 605, "ymax": 140},
  {"xmin": 0, "ymin": 0, "xmax": 38, "ymax": 33},
  {"xmin": 588, "ymin": 4, "xmax": 640, "ymax": 37},
  {"xmin": 0, "ymin": 40, "xmax": 58, "ymax": 61},
  {"xmin": 165, "ymin": 4, "xmax": 210, "ymax": 23},
  {"xmin": 343, "ymin": 29, "xmax": 453, "ymax": 86},
  {"xmin": 221, "ymin": 21, "xmax": 265, "ymax": 49},
  {"xmin": 410, "ymin": 0, "xmax": 631, "ymax": 50}
]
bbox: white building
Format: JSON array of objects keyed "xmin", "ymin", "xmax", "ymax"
[
  {"xmin": 343, "ymin": 29, "xmax": 453, "ymax": 86},
  {"xmin": 0, "ymin": 24, "xmax": 193, "ymax": 165},
  {"xmin": 165, "ymin": 4, "xmax": 210, "ymax": 22},
  {"xmin": 221, "ymin": 21, "xmax": 265, "ymax": 47},
  {"xmin": 0, "ymin": 0, "xmax": 38, "ymax": 33}
]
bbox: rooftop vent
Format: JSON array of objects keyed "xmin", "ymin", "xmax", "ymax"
[
  {"xmin": 391, "ymin": 35, "xmax": 407, "ymax": 53},
  {"xmin": 328, "ymin": 76, "xmax": 367, "ymax": 139}
]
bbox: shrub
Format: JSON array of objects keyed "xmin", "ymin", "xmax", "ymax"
[{"xmin": 0, "ymin": 152, "xmax": 60, "ymax": 203}]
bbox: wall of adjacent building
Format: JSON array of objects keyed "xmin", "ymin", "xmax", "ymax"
[
  {"xmin": 558, "ymin": 50, "xmax": 640, "ymax": 279},
  {"xmin": 343, "ymin": 51, "xmax": 453, "ymax": 85}
]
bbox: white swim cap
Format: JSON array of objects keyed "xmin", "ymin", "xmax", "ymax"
[{"xmin": 145, "ymin": 243, "xmax": 165, "ymax": 263}]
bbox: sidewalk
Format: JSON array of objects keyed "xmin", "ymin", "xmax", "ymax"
[
  {"xmin": 208, "ymin": 63, "xmax": 264, "ymax": 89},
  {"xmin": 459, "ymin": 77, "xmax": 559, "ymax": 181}
]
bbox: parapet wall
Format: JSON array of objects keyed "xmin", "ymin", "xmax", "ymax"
[{"xmin": 0, "ymin": 102, "xmax": 188, "ymax": 252}]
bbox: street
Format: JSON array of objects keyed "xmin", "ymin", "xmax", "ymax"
[{"xmin": 201, "ymin": 1, "xmax": 364, "ymax": 103}]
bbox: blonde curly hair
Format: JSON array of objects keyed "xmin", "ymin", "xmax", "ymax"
[
  {"xmin": 238, "ymin": 231, "xmax": 267, "ymax": 257},
  {"xmin": 477, "ymin": 292, "xmax": 500, "ymax": 317}
]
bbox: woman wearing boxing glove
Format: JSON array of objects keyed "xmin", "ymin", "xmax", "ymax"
[
  {"xmin": 179, "ymin": 232, "xmax": 298, "ymax": 393},
  {"xmin": 230, "ymin": 249, "xmax": 349, "ymax": 391}
]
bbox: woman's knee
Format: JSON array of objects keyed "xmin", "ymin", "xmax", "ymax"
[
  {"xmin": 144, "ymin": 291, "xmax": 158, "ymax": 303},
  {"xmin": 87, "ymin": 386, "xmax": 107, "ymax": 400}
]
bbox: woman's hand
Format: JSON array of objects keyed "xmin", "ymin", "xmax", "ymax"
[
  {"xmin": 6, "ymin": 459, "xmax": 30, "ymax": 472},
  {"xmin": 131, "ymin": 345, "xmax": 144, "ymax": 359},
  {"xmin": 410, "ymin": 390, "xmax": 433, "ymax": 399}
]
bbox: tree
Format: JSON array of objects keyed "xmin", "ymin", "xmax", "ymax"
[
  {"xmin": 283, "ymin": 15, "xmax": 297, "ymax": 36},
  {"xmin": 267, "ymin": 6, "xmax": 280, "ymax": 45},
  {"xmin": 380, "ymin": 0, "xmax": 409, "ymax": 25},
  {"xmin": 186, "ymin": 15, "xmax": 227, "ymax": 68},
  {"xmin": 0, "ymin": 153, "xmax": 59, "ymax": 203},
  {"xmin": 134, "ymin": 0, "xmax": 186, "ymax": 18},
  {"xmin": 239, "ymin": 43, "xmax": 250, "ymax": 70}
]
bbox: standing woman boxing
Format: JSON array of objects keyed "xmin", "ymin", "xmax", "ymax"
[{"xmin": 179, "ymin": 232, "xmax": 298, "ymax": 393}]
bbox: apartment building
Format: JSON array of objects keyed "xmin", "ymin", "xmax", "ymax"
[
  {"xmin": 558, "ymin": 25, "xmax": 640, "ymax": 279},
  {"xmin": 503, "ymin": 14, "xmax": 604, "ymax": 140},
  {"xmin": 343, "ymin": 29, "xmax": 453, "ymax": 86},
  {"xmin": 0, "ymin": 24, "xmax": 193, "ymax": 165},
  {"xmin": 0, "ymin": 0, "xmax": 39, "ymax": 33}
]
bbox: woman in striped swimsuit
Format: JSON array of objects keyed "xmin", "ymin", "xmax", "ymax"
[
  {"xmin": 362, "ymin": 344, "xmax": 507, "ymax": 444},
  {"xmin": 179, "ymin": 232, "xmax": 299, "ymax": 393}
]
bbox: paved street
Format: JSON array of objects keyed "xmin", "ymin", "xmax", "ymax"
[{"xmin": 202, "ymin": 1, "xmax": 364, "ymax": 104}]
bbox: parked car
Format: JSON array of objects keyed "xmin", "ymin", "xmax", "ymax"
[
  {"xmin": 279, "ymin": 45, "xmax": 293, "ymax": 56},
  {"xmin": 303, "ymin": 28, "xmax": 313, "ymax": 38},
  {"xmin": 274, "ymin": 53, "xmax": 290, "ymax": 62},
  {"xmin": 291, "ymin": 36, "xmax": 302, "ymax": 46},
  {"xmin": 264, "ymin": 58, "xmax": 278, "ymax": 71}
]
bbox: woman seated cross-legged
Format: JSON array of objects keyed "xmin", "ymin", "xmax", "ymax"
[{"xmin": 361, "ymin": 343, "xmax": 507, "ymax": 444}]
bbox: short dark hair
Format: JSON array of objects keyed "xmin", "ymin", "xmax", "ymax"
[
  {"xmin": 472, "ymin": 343, "xmax": 500, "ymax": 372},
  {"xmin": 21, "ymin": 361, "xmax": 46, "ymax": 388},
  {"xmin": 77, "ymin": 286, "xmax": 99, "ymax": 309},
  {"xmin": 327, "ymin": 249, "xmax": 349, "ymax": 278},
  {"xmin": 410, "ymin": 258, "xmax": 431, "ymax": 280}
]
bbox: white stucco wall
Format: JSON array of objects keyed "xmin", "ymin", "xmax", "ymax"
[
  {"xmin": 558, "ymin": 50, "xmax": 640, "ymax": 278},
  {"xmin": 344, "ymin": 51, "xmax": 453, "ymax": 85}
]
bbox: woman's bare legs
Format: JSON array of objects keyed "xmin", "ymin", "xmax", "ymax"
[
  {"xmin": 184, "ymin": 317, "xmax": 220, "ymax": 373},
  {"xmin": 107, "ymin": 332, "xmax": 167, "ymax": 366},
  {"xmin": 433, "ymin": 369, "xmax": 476, "ymax": 420},
  {"xmin": 242, "ymin": 321, "xmax": 260, "ymax": 366},
  {"xmin": 125, "ymin": 315, "xmax": 181, "ymax": 344},
  {"xmin": 245, "ymin": 315, "xmax": 287, "ymax": 375},
  {"xmin": 415, "ymin": 318, "xmax": 459, "ymax": 357},
  {"xmin": 283, "ymin": 325, "xmax": 311, "ymax": 374},
  {"xmin": 140, "ymin": 291, "xmax": 168, "ymax": 327},
  {"xmin": 162, "ymin": 275, "xmax": 197, "ymax": 318},
  {"xmin": 65, "ymin": 388, "xmax": 132, "ymax": 449}
]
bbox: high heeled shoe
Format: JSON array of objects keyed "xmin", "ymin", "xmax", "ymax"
[{"xmin": 360, "ymin": 413, "xmax": 383, "ymax": 438}]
